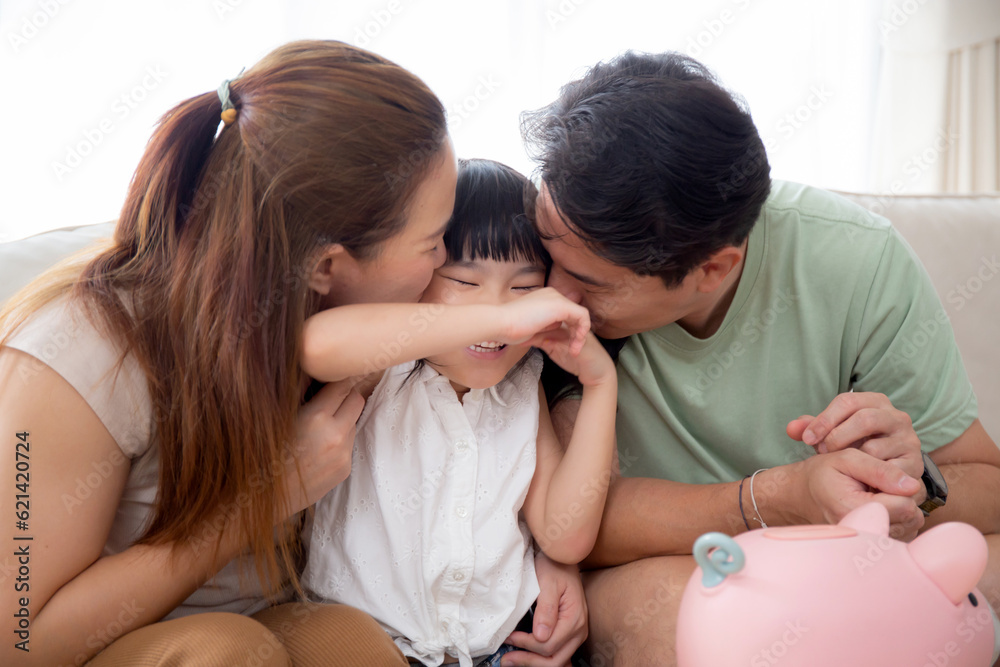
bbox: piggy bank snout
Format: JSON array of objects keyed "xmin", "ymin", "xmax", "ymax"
[{"xmin": 909, "ymin": 521, "xmax": 989, "ymax": 605}]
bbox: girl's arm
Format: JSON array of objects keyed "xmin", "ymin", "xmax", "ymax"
[
  {"xmin": 301, "ymin": 287, "xmax": 590, "ymax": 381},
  {"xmin": 522, "ymin": 332, "xmax": 618, "ymax": 564}
]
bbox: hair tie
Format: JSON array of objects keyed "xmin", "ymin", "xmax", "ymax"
[{"xmin": 217, "ymin": 67, "xmax": 245, "ymax": 126}]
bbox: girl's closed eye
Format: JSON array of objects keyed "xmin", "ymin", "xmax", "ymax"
[
  {"xmin": 512, "ymin": 284, "xmax": 542, "ymax": 292},
  {"xmin": 447, "ymin": 276, "xmax": 478, "ymax": 287}
]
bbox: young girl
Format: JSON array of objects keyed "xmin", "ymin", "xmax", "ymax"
[{"xmin": 299, "ymin": 159, "xmax": 618, "ymax": 667}]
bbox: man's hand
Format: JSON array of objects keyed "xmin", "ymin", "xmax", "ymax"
[
  {"xmin": 778, "ymin": 449, "xmax": 925, "ymax": 540},
  {"xmin": 786, "ymin": 392, "xmax": 923, "ymax": 479},
  {"xmin": 782, "ymin": 392, "xmax": 927, "ymax": 539},
  {"xmin": 502, "ymin": 552, "xmax": 588, "ymax": 666}
]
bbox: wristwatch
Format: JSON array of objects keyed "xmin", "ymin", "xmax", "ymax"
[{"xmin": 919, "ymin": 452, "xmax": 948, "ymax": 516}]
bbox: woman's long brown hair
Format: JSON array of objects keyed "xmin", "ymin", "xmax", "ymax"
[{"xmin": 0, "ymin": 40, "xmax": 447, "ymax": 596}]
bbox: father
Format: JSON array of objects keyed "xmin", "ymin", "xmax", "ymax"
[{"xmin": 521, "ymin": 51, "xmax": 1000, "ymax": 666}]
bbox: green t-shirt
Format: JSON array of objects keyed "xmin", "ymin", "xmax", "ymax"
[{"xmin": 615, "ymin": 180, "xmax": 978, "ymax": 484}]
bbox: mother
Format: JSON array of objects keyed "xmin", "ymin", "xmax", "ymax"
[{"xmin": 0, "ymin": 41, "xmax": 585, "ymax": 666}]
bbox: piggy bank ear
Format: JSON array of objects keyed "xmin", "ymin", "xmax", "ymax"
[
  {"xmin": 908, "ymin": 522, "xmax": 988, "ymax": 605},
  {"xmin": 839, "ymin": 502, "xmax": 889, "ymax": 535}
]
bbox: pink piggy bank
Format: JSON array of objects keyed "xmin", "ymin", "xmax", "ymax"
[{"xmin": 677, "ymin": 503, "xmax": 1000, "ymax": 667}]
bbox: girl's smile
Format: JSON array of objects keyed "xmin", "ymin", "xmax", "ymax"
[{"xmin": 467, "ymin": 341, "xmax": 507, "ymax": 358}]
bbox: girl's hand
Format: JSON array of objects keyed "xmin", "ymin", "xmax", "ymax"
[
  {"xmin": 530, "ymin": 329, "xmax": 615, "ymax": 388},
  {"xmin": 282, "ymin": 378, "xmax": 365, "ymax": 518},
  {"xmin": 502, "ymin": 287, "xmax": 590, "ymax": 356}
]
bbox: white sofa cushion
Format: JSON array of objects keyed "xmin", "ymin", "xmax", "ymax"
[{"xmin": 0, "ymin": 221, "xmax": 115, "ymax": 303}]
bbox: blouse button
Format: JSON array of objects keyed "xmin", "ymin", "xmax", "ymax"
[
  {"xmin": 455, "ymin": 506, "xmax": 468, "ymax": 518},
  {"xmin": 453, "ymin": 571, "xmax": 466, "ymax": 582},
  {"xmin": 456, "ymin": 440, "xmax": 470, "ymax": 452}
]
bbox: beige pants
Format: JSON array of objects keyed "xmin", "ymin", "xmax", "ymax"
[{"xmin": 86, "ymin": 602, "xmax": 408, "ymax": 666}]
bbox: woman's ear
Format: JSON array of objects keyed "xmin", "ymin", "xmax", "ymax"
[
  {"xmin": 694, "ymin": 244, "xmax": 746, "ymax": 294},
  {"xmin": 307, "ymin": 244, "xmax": 351, "ymax": 296}
]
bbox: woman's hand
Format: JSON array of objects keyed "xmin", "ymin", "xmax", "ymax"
[
  {"xmin": 501, "ymin": 287, "xmax": 591, "ymax": 356},
  {"xmin": 282, "ymin": 378, "xmax": 365, "ymax": 518},
  {"xmin": 502, "ymin": 551, "xmax": 589, "ymax": 667}
]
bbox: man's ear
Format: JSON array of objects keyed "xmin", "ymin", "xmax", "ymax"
[
  {"xmin": 307, "ymin": 244, "xmax": 351, "ymax": 296},
  {"xmin": 694, "ymin": 245, "xmax": 745, "ymax": 293}
]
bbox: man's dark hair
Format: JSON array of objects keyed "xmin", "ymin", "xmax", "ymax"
[{"xmin": 521, "ymin": 51, "xmax": 771, "ymax": 287}]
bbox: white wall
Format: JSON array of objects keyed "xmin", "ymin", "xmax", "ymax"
[{"xmin": 0, "ymin": 0, "xmax": 897, "ymax": 241}]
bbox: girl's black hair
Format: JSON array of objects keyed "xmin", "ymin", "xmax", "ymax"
[{"xmin": 444, "ymin": 158, "xmax": 550, "ymax": 267}]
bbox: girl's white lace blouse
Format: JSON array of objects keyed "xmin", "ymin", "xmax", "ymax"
[{"xmin": 302, "ymin": 354, "xmax": 543, "ymax": 667}]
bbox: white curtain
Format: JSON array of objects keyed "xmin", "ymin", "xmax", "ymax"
[
  {"xmin": 871, "ymin": 0, "xmax": 1000, "ymax": 194},
  {"xmin": 945, "ymin": 37, "xmax": 999, "ymax": 192}
]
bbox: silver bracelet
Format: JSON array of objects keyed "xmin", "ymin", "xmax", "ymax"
[{"xmin": 749, "ymin": 468, "xmax": 769, "ymax": 528}]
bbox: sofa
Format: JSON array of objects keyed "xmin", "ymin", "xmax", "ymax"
[{"xmin": 2, "ymin": 191, "xmax": 999, "ymax": 440}]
